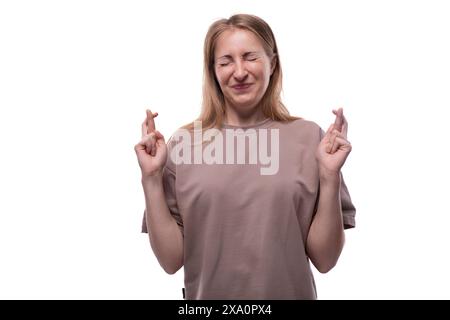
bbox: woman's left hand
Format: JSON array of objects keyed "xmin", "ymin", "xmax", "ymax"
[{"xmin": 316, "ymin": 108, "xmax": 352, "ymax": 178}]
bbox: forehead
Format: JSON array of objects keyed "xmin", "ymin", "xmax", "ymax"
[{"xmin": 214, "ymin": 29, "xmax": 264, "ymax": 57}]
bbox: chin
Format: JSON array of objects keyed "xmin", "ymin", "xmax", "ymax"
[
  {"xmin": 232, "ymin": 100, "xmax": 256, "ymax": 108},
  {"xmin": 232, "ymin": 95, "xmax": 257, "ymax": 105}
]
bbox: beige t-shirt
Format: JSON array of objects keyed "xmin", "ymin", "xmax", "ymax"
[{"xmin": 142, "ymin": 118, "xmax": 356, "ymax": 299}]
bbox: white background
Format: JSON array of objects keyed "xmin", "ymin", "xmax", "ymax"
[{"xmin": 1, "ymin": 0, "xmax": 449, "ymax": 299}]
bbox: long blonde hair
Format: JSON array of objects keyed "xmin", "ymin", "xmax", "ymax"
[{"xmin": 181, "ymin": 13, "xmax": 300, "ymax": 131}]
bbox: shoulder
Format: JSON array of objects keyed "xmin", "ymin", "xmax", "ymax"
[
  {"xmin": 287, "ymin": 117, "xmax": 320, "ymax": 130},
  {"xmin": 276, "ymin": 118, "xmax": 321, "ymax": 140},
  {"xmin": 166, "ymin": 127, "xmax": 192, "ymax": 147}
]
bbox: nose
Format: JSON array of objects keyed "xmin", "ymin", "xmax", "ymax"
[{"xmin": 233, "ymin": 60, "xmax": 248, "ymax": 82}]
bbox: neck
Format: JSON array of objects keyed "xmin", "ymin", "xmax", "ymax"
[{"xmin": 223, "ymin": 104, "xmax": 266, "ymax": 127}]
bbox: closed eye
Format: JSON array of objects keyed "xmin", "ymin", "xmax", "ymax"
[{"xmin": 217, "ymin": 56, "xmax": 258, "ymax": 66}]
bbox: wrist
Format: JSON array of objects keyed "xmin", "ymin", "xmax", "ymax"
[
  {"xmin": 141, "ymin": 172, "xmax": 163, "ymax": 188},
  {"xmin": 319, "ymin": 167, "xmax": 341, "ymax": 185}
]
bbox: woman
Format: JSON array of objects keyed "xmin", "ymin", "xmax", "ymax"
[{"xmin": 134, "ymin": 14, "xmax": 355, "ymax": 300}]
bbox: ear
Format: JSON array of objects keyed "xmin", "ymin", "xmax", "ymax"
[{"xmin": 270, "ymin": 54, "xmax": 277, "ymax": 76}]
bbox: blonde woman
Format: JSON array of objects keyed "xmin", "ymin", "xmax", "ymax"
[{"xmin": 134, "ymin": 14, "xmax": 355, "ymax": 300}]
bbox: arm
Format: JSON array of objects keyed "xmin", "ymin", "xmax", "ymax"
[
  {"xmin": 135, "ymin": 109, "xmax": 183, "ymax": 275},
  {"xmin": 306, "ymin": 172, "xmax": 344, "ymax": 273},
  {"xmin": 142, "ymin": 174, "xmax": 184, "ymax": 275},
  {"xmin": 308, "ymin": 108, "xmax": 352, "ymax": 273}
]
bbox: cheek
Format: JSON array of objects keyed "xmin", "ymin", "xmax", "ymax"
[
  {"xmin": 215, "ymin": 69, "xmax": 228, "ymax": 87},
  {"xmin": 255, "ymin": 65, "xmax": 270, "ymax": 79},
  {"xmin": 249, "ymin": 63, "xmax": 270, "ymax": 79}
]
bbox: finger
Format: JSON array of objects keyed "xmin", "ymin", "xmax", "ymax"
[
  {"xmin": 141, "ymin": 112, "xmax": 159, "ymax": 138},
  {"xmin": 334, "ymin": 108, "xmax": 348, "ymax": 137},
  {"xmin": 341, "ymin": 112, "xmax": 348, "ymax": 138},
  {"xmin": 144, "ymin": 140, "xmax": 153, "ymax": 155},
  {"xmin": 326, "ymin": 129, "xmax": 339, "ymax": 153},
  {"xmin": 329, "ymin": 129, "xmax": 349, "ymax": 153},
  {"xmin": 323, "ymin": 124, "xmax": 335, "ymax": 153},
  {"xmin": 150, "ymin": 132, "xmax": 157, "ymax": 156},
  {"xmin": 331, "ymin": 129, "xmax": 346, "ymax": 140},
  {"xmin": 330, "ymin": 135, "xmax": 344, "ymax": 154},
  {"xmin": 331, "ymin": 136, "xmax": 352, "ymax": 154},
  {"xmin": 147, "ymin": 132, "xmax": 157, "ymax": 145},
  {"xmin": 143, "ymin": 138, "xmax": 151, "ymax": 154},
  {"xmin": 333, "ymin": 107, "xmax": 344, "ymax": 132},
  {"xmin": 154, "ymin": 130, "xmax": 163, "ymax": 139},
  {"xmin": 146, "ymin": 109, "xmax": 157, "ymax": 133},
  {"xmin": 134, "ymin": 141, "xmax": 146, "ymax": 154},
  {"xmin": 141, "ymin": 119, "xmax": 148, "ymax": 138},
  {"xmin": 143, "ymin": 133, "xmax": 157, "ymax": 154},
  {"xmin": 332, "ymin": 108, "xmax": 342, "ymax": 116},
  {"xmin": 324, "ymin": 123, "xmax": 334, "ymax": 139},
  {"xmin": 148, "ymin": 133, "xmax": 157, "ymax": 157},
  {"xmin": 154, "ymin": 130, "xmax": 165, "ymax": 145},
  {"xmin": 135, "ymin": 137, "xmax": 152, "ymax": 155}
]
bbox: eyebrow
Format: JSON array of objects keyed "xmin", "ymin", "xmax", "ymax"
[{"xmin": 217, "ymin": 51, "xmax": 259, "ymax": 60}]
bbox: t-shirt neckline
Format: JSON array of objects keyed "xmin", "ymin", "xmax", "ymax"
[{"xmin": 221, "ymin": 117, "xmax": 273, "ymax": 129}]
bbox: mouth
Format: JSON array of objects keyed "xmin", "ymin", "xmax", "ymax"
[{"xmin": 231, "ymin": 83, "xmax": 253, "ymax": 91}]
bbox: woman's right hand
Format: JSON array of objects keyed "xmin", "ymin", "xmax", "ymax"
[{"xmin": 134, "ymin": 109, "xmax": 168, "ymax": 179}]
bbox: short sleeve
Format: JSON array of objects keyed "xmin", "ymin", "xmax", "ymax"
[
  {"xmin": 141, "ymin": 135, "xmax": 184, "ymax": 235},
  {"xmin": 318, "ymin": 126, "xmax": 356, "ymax": 229},
  {"xmin": 339, "ymin": 173, "xmax": 356, "ymax": 229}
]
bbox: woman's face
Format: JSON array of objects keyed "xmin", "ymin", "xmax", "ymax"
[{"xmin": 214, "ymin": 29, "xmax": 275, "ymax": 114}]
